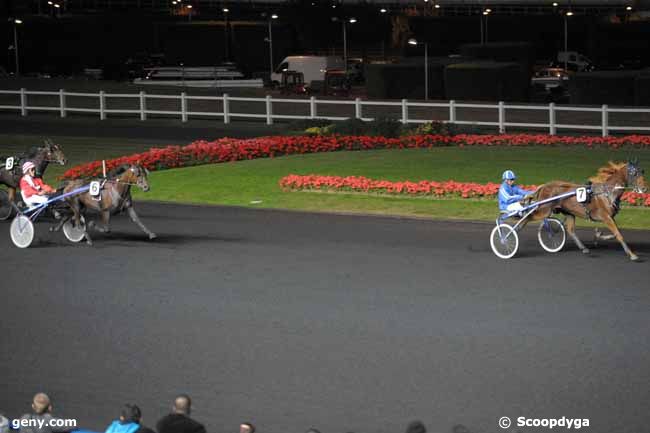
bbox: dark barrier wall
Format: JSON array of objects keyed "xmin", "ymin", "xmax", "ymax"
[
  {"xmin": 444, "ymin": 62, "xmax": 530, "ymax": 102},
  {"xmin": 635, "ymin": 71, "xmax": 650, "ymax": 107},
  {"xmin": 459, "ymin": 42, "xmax": 536, "ymax": 75},
  {"xmin": 569, "ymin": 70, "xmax": 640, "ymax": 106}
]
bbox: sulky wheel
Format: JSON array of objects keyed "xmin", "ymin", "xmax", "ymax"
[
  {"xmin": 490, "ymin": 223, "xmax": 519, "ymax": 259},
  {"xmin": 10, "ymin": 215, "xmax": 34, "ymax": 248},
  {"xmin": 62, "ymin": 216, "xmax": 86, "ymax": 243},
  {"xmin": 537, "ymin": 217, "xmax": 566, "ymax": 253},
  {"xmin": 0, "ymin": 189, "xmax": 13, "ymax": 221}
]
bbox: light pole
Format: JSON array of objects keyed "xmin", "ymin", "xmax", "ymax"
[
  {"xmin": 332, "ymin": 17, "xmax": 356, "ymax": 73},
  {"xmin": 264, "ymin": 13, "xmax": 278, "ymax": 79},
  {"xmin": 223, "ymin": 8, "xmax": 230, "ymax": 61},
  {"xmin": 564, "ymin": 11, "xmax": 573, "ymax": 71},
  {"xmin": 408, "ymin": 38, "xmax": 428, "ymax": 100},
  {"xmin": 186, "ymin": 4, "xmax": 193, "ymax": 22},
  {"xmin": 11, "ymin": 19, "xmax": 22, "ymax": 76}
]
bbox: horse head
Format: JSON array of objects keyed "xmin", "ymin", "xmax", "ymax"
[
  {"xmin": 122, "ymin": 164, "xmax": 150, "ymax": 192},
  {"xmin": 627, "ymin": 158, "xmax": 647, "ymax": 193},
  {"xmin": 44, "ymin": 139, "xmax": 67, "ymax": 166}
]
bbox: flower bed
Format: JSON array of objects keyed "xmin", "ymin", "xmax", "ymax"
[
  {"xmin": 61, "ymin": 134, "xmax": 650, "ymax": 180},
  {"xmin": 279, "ymin": 174, "xmax": 650, "ymax": 207}
]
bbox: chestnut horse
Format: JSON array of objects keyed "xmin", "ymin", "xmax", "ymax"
[
  {"xmin": 0, "ymin": 139, "xmax": 67, "ymax": 205},
  {"xmin": 520, "ymin": 159, "xmax": 646, "ymax": 261},
  {"xmin": 55, "ymin": 164, "xmax": 156, "ymax": 245}
]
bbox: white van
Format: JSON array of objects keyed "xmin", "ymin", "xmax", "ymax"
[
  {"xmin": 271, "ymin": 56, "xmax": 345, "ymax": 86},
  {"xmin": 557, "ymin": 51, "xmax": 593, "ymax": 71}
]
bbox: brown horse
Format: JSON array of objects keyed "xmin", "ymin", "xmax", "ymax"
[
  {"xmin": 0, "ymin": 139, "xmax": 67, "ymax": 206},
  {"xmin": 54, "ymin": 164, "xmax": 156, "ymax": 245},
  {"xmin": 520, "ymin": 159, "xmax": 646, "ymax": 261}
]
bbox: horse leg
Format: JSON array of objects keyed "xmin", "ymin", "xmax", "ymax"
[
  {"xmin": 49, "ymin": 215, "xmax": 70, "ymax": 232},
  {"xmin": 126, "ymin": 206, "xmax": 157, "ymax": 239},
  {"xmin": 70, "ymin": 200, "xmax": 92, "ymax": 246},
  {"xmin": 600, "ymin": 214, "xmax": 638, "ymax": 261},
  {"xmin": 594, "ymin": 228, "xmax": 615, "ymax": 244},
  {"xmin": 89, "ymin": 210, "xmax": 111, "ymax": 233},
  {"xmin": 565, "ymin": 214, "xmax": 589, "ymax": 254}
]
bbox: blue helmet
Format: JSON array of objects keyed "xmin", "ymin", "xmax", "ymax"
[{"xmin": 502, "ymin": 170, "xmax": 516, "ymax": 180}]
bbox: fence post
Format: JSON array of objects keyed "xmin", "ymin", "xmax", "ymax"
[
  {"xmin": 20, "ymin": 88, "xmax": 27, "ymax": 117},
  {"xmin": 355, "ymin": 98, "xmax": 362, "ymax": 119},
  {"xmin": 181, "ymin": 92, "xmax": 187, "ymax": 123},
  {"xmin": 223, "ymin": 93, "xmax": 230, "ymax": 124},
  {"xmin": 99, "ymin": 91, "xmax": 106, "ymax": 120},
  {"xmin": 498, "ymin": 101, "xmax": 506, "ymax": 133},
  {"xmin": 59, "ymin": 89, "xmax": 66, "ymax": 118},
  {"xmin": 449, "ymin": 99, "xmax": 456, "ymax": 124},
  {"xmin": 401, "ymin": 99, "xmax": 408, "ymax": 124},
  {"xmin": 549, "ymin": 103, "xmax": 556, "ymax": 135},
  {"xmin": 266, "ymin": 95, "xmax": 273, "ymax": 125},
  {"xmin": 601, "ymin": 104, "xmax": 608, "ymax": 137},
  {"xmin": 140, "ymin": 91, "xmax": 147, "ymax": 121},
  {"xmin": 310, "ymin": 96, "xmax": 317, "ymax": 119}
]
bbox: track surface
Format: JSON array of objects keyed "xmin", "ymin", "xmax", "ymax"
[{"xmin": 1, "ymin": 203, "xmax": 649, "ymax": 433}]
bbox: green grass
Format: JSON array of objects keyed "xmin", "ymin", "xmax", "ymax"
[
  {"xmin": 2, "ymin": 134, "xmax": 649, "ymax": 229},
  {"xmin": 137, "ymin": 146, "xmax": 650, "ymax": 229}
]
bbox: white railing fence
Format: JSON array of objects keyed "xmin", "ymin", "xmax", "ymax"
[{"xmin": 1, "ymin": 88, "xmax": 650, "ymax": 137}]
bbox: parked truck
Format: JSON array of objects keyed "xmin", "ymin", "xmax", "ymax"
[{"xmin": 271, "ymin": 56, "xmax": 345, "ymax": 87}]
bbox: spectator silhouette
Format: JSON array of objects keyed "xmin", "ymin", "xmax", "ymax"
[
  {"xmin": 239, "ymin": 423, "xmax": 255, "ymax": 433},
  {"xmin": 105, "ymin": 404, "xmax": 155, "ymax": 433},
  {"xmin": 0, "ymin": 413, "xmax": 9, "ymax": 433},
  {"xmin": 19, "ymin": 393, "xmax": 70, "ymax": 433},
  {"xmin": 156, "ymin": 395, "xmax": 206, "ymax": 433},
  {"xmin": 405, "ymin": 420, "xmax": 426, "ymax": 433}
]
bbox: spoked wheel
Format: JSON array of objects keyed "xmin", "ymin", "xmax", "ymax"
[
  {"xmin": 538, "ymin": 217, "xmax": 566, "ymax": 253},
  {"xmin": 490, "ymin": 223, "xmax": 519, "ymax": 259},
  {"xmin": 62, "ymin": 216, "xmax": 86, "ymax": 243},
  {"xmin": 10, "ymin": 215, "xmax": 35, "ymax": 248},
  {"xmin": 0, "ymin": 189, "xmax": 13, "ymax": 221}
]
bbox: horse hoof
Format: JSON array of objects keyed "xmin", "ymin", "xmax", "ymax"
[
  {"xmin": 149, "ymin": 233, "xmax": 157, "ymax": 240},
  {"xmin": 630, "ymin": 254, "xmax": 640, "ymax": 261},
  {"xmin": 582, "ymin": 248, "xmax": 590, "ymax": 254}
]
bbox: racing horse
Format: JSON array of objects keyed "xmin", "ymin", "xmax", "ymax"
[
  {"xmin": 521, "ymin": 159, "xmax": 646, "ymax": 261},
  {"xmin": 53, "ymin": 163, "xmax": 156, "ymax": 245},
  {"xmin": 0, "ymin": 139, "xmax": 67, "ymax": 211}
]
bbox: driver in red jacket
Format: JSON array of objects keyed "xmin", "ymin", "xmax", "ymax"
[{"xmin": 19, "ymin": 161, "xmax": 56, "ymax": 207}]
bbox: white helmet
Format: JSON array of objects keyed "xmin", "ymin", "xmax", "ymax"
[{"xmin": 22, "ymin": 161, "xmax": 36, "ymax": 174}]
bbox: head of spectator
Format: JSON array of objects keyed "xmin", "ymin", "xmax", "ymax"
[
  {"xmin": 32, "ymin": 393, "xmax": 52, "ymax": 415},
  {"xmin": 0, "ymin": 413, "xmax": 10, "ymax": 433},
  {"xmin": 240, "ymin": 423, "xmax": 255, "ymax": 433},
  {"xmin": 156, "ymin": 394, "xmax": 206, "ymax": 433},
  {"xmin": 305, "ymin": 428, "xmax": 321, "ymax": 433},
  {"xmin": 120, "ymin": 404, "xmax": 142, "ymax": 423},
  {"xmin": 406, "ymin": 420, "xmax": 426, "ymax": 433},
  {"xmin": 173, "ymin": 394, "xmax": 192, "ymax": 416}
]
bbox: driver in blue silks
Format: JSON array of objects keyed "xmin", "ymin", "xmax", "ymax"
[{"xmin": 498, "ymin": 170, "xmax": 534, "ymax": 213}]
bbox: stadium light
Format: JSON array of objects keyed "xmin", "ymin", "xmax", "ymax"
[
  {"xmin": 380, "ymin": 8, "xmax": 387, "ymax": 13},
  {"xmin": 11, "ymin": 18, "xmax": 22, "ymax": 76},
  {"xmin": 434, "ymin": 4, "xmax": 441, "ymax": 8},
  {"xmin": 626, "ymin": 5, "xmax": 632, "ymax": 10},
  {"xmin": 407, "ymin": 38, "xmax": 429, "ymax": 101}
]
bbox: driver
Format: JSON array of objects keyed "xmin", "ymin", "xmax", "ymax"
[
  {"xmin": 19, "ymin": 161, "xmax": 56, "ymax": 207},
  {"xmin": 498, "ymin": 170, "xmax": 534, "ymax": 213}
]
